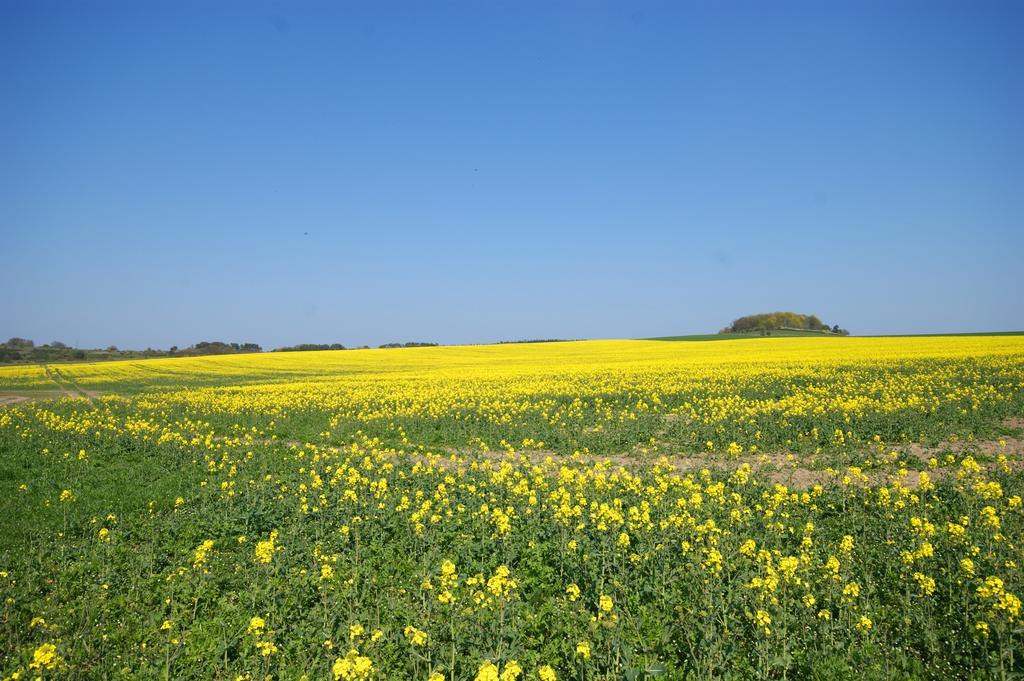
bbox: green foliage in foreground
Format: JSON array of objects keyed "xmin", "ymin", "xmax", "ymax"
[{"xmin": 1, "ymin": 399, "xmax": 1022, "ymax": 680}]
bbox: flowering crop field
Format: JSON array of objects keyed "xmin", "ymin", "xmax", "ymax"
[{"xmin": 1, "ymin": 336, "xmax": 1023, "ymax": 680}]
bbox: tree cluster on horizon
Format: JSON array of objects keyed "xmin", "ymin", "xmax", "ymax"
[
  {"xmin": 721, "ymin": 312, "xmax": 849, "ymax": 335},
  {"xmin": 0, "ymin": 337, "xmax": 263, "ymax": 364}
]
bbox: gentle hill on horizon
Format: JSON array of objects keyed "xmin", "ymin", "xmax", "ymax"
[{"xmin": 721, "ymin": 311, "xmax": 848, "ymax": 336}]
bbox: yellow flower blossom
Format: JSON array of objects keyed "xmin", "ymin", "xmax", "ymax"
[
  {"xmin": 247, "ymin": 616, "xmax": 266, "ymax": 636},
  {"xmin": 538, "ymin": 665, "xmax": 557, "ymax": 681},
  {"xmin": 29, "ymin": 643, "xmax": 59, "ymax": 670}
]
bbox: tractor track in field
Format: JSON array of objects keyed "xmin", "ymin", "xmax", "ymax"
[
  {"xmin": 7, "ymin": 393, "xmax": 1021, "ymax": 490},
  {"xmin": 38, "ymin": 363, "xmax": 101, "ymax": 405},
  {"xmin": 207, "ymin": 418, "xmax": 1024, "ymax": 489}
]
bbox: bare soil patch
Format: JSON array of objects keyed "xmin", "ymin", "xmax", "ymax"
[
  {"xmin": 421, "ymin": 417, "xmax": 1024, "ymax": 488},
  {"xmin": 0, "ymin": 389, "xmax": 99, "ymax": 405},
  {"xmin": 903, "ymin": 425, "xmax": 1024, "ymax": 462}
]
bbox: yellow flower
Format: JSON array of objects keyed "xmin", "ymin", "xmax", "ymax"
[
  {"xmin": 193, "ymin": 539, "xmax": 214, "ymax": 568},
  {"xmin": 856, "ymin": 616, "xmax": 873, "ymax": 633},
  {"xmin": 403, "ymin": 625, "xmax": 427, "ymax": 646},
  {"xmin": 29, "ymin": 643, "xmax": 59, "ymax": 670},
  {"xmin": 538, "ymin": 665, "xmax": 557, "ymax": 681},
  {"xmin": 754, "ymin": 609, "xmax": 772, "ymax": 634},
  {"xmin": 978, "ymin": 576, "xmax": 1003, "ymax": 599},
  {"xmin": 575, "ymin": 641, "xmax": 591, "ymax": 659},
  {"xmin": 255, "ymin": 640, "xmax": 279, "ymax": 656},
  {"xmin": 778, "ymin": 556, "xmax": 799, "ymax": 582},
  {"xmin": 703, "ymin": 548, "xmax": 723, "ymax": 574},
  {"xmin": 913, "ymin": 572, "xmax": 936, "ymax": 596},
  {"xmin": 332, "ymin": 649, "xmax": 374, "ymax": 680},
  {"xmin": 160, "ymin": 619, "xmax": 173, "ymax": 631},
  {"xmin": 599, "ymin": 594, "xmax": 613, "ymax": 613},
  {"xmin": 565, "ymin": 583, "xmax": 580, "ymax": 601},
  {"xmin": 254, "ymin": 530, "xmax": 279, "ymax": 564},
  {"xmin": 485, "ymin": 565, "xmax": 517, "ymax": 601},
  {"xmin": 59, "ymin": 490, "xmax": 74, "ymax": 503},
  {"xmin": 500, "ymin": 660, "xmax": 522, "ymax": 681},
  {"xmin": 349, "ymin": 623, "xmax": 364, "ymax": 640},
  {"xmin": 247, "ymin": 616, "xmax": 266, "ymax": 635},
  {"xmin": 475, "ymin": 660, "xmax": 499, "ymax": 681}
]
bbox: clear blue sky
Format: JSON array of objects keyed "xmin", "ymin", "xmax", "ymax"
[{"xmin": 2, "ymin": 1, "xmax": 1022, "ymax": 349}]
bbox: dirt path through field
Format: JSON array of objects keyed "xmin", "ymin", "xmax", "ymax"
[
  {"xmin": 0, "ymin": 390, "xmax": 91, "ymax": 405},
  {"xmin": 0, "ymin": 394, "xmax": 31, "ymax": 407},
  {"xmin": 0, "ymin": 364, "xmax": 102, "ymax": 406},
  {"xmin": 205, "ymin": 415, "xmax": 1024, "ymax": 488},
  {"xmin": 414, "ymin": 418, "xmax": 1024, "ymax": 487},
  {"xmin": 39, "ymin": 364, "xmax": 100, "ymax": 404}
]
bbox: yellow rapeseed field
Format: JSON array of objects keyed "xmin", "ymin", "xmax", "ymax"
[{"xmin": 1, "ymin": 336, "xmax": 1022, "ymax": 679}]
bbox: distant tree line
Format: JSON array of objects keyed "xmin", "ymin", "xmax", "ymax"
[
  {"xmin": 721, "ymin": 312, "xmax": 849, "ymax": 336},
  {"xmin": 379, "ymin": 342, "xmax": 439, "ymax": 349},
  {"xmin": 497, "ymin": 339, "xmax": 571, "ymax": 344},
  {"xmin": 0, "ymin": 337, "xmax": 262, "ymax": 365},
  {"xmin": 171, "ymin": 341, "xmax": 262, "ymax": 356},
  {"xmin": 0, "ymin": 336, "xmax": 457, "ymax": 364},
  {"xmin": 0, "ymin": 338, "xmax": 88, "ymax": 363},
  {"xmin": 273, "ymin": 343, "xmax": 347, "ymax": 352}
]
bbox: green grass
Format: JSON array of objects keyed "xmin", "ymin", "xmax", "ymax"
[
  {"xmin": 647, "ymin": 330, "xmax": 1024, "ymax": 342},
  {"xmin": 856, "ymin": 331, "xmax": 1024, "ymax": 339},
  {"xmin": 2, "ymin": 397, "xmax": 1022, "ymax": 679},
  {"xmin": 644, "ymin": 329, "xmax": 843, "ymax": 341}
]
